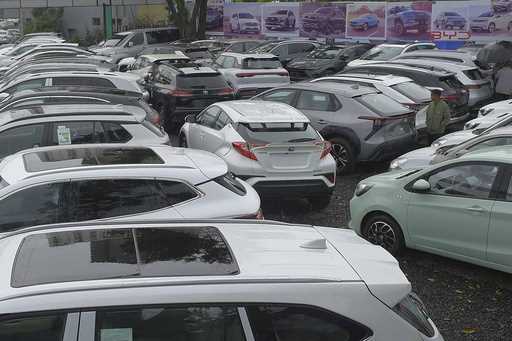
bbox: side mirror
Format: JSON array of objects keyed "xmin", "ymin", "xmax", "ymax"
[
  {"xmin": 411, "ymin": 179, "xmax": 431, "ymax": 192},
  {"xmin": 185, "ymin": 114, "xmax": 196, "ymax": 123}
]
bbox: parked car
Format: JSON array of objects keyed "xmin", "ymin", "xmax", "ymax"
[
  {"xmin": 0, "ymin": 103, "xmax": 169, "ymax": 160},
  {"xmin": 206, "ymin": 7, "xmax": 223, "ymax": 29},
  {"xmin": 144, "ymin": 61, "xmax": 235, "ymax": 131},
  {"xmin": 96, "ymin": 27, "xmax": 180, "ymax": 64},
  {"xmin": 350, "ymin": 146, "xmax": 512, "ymax": 274},
  {"xmin": 286, "ymin": 44, "xmax": 373, "ymax": 81},
  {"xmin": 470, "ymin": 10, "xmax": 512, "ymax": 33},
  {"xmin": 302, "ymin": 6, "xmax": 346, "ymax": 34},
  {"xmin": 230, "ymin": 12, "xmax": 261, "ymax": 34},
  {"xmin": 265, "ymin": 9, "xmax": 296, "ymax": 31},
  {"xmin": 253, "ymin": 82, "xmax": 416, "ymax": 173},
  {"xmin": 390, "ymin": 126, "xmax": 512, "ymax": 170},
  {"xmin": 464, "ymin": 110, "xmax": 512, "ymax": 130},
  {"xmin": 119, "ymin": 52, "xmax": 190, "ymax": 76},
  {"xmin": 493, "ymin": 0, "xmax": 512, "ymax": 13},
  {"xmin": 180, "ymin": 100, "xmax": 336, "ymax": 209},
  {"xmin": 0, "ymin": 219, "xmax": 443, "ymax": 340},
  {"xmin": 342, "ymin": 62, "xmax": 470, "ymax": 124},
  {"xmin": 477, "ymin": 97, "xmax": 512, "ymax": 117},
  {"xmin": 215, "ymin": 52, "xmax": 290, "ymax": 98},
  {"xmin": 350, "ymin": 14, "xmax": 380, "ymax": 31},
  {"xmin": 0, "ymin": 144, "xmax": 261, "ymax": 230},
  {"xmin": 347, "ymin": 43, "xmax": 436, "ymax": 67},
  {"xmin": 394, "ymin": 59, "xmax": 493, "ymax": 107},
  {"xmin": 89, "ymin": 31, "xmax": 131, "ymax": 51},
  {"xmin": 249, "ymin": 40, "xmax": 320, "ymax": 66},
  {"xmin": 388, "ymin": 6, "xmax": 430, "ymax": 36},
  {"xmin": 434, "ymin": 11, "xmax": 467, "ymax": 30}
]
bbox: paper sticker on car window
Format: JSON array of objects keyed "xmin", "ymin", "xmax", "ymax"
[
  {"xmin": 313, "ymin": 95, "xmax": 327, "ymax": 101},
  {"xmin": 100, "ymin": 328, "xmax": 133, "ymax": 341},
  {"xmin": 57, "ymin": 126, "xmax": 71, "ymax": 145}
]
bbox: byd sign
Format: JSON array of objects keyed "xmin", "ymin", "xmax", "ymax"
[{"xmin": 431, "ymin": 31, "xmax": 472, "ymax": 40}]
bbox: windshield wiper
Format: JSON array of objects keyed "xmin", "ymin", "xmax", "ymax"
[{"xmin": 287, "ymin": 137, "xmax": 317, "ymax": 143}]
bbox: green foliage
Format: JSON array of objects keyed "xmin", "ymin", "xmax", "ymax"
[{"xmin": 24, "ymin": 7, "xmax": 64, "ymax": 34}]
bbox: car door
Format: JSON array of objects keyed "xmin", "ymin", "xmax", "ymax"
[
  {"xmin": 257, "ymin": 88, "xmax": 299, "ymax": 105},
  {"xmin": 295, "ymin": 90, "xmax": 340, "ymax": 132},
  {"xmin": 406, "ymin": 162, "xmax": 500, "ymax": 261},
  {"xmin": 0, "ymin": 123, "xmax": 46, "ymax": 159},
  {"xmin": 188, "ymin": 106, "xmax": 221, "ymax": 149}
]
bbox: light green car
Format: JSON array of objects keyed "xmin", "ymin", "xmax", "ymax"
[{"xmin": 349, "ymin": 146, "xmax": 512, "ymax": 273}]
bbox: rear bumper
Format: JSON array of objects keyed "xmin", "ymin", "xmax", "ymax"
[{"xmin": 238, "ymin": 176, "xmax": 334, "ymax": 197}]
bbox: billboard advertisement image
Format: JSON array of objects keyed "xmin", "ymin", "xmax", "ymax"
[
  {"xmin": 431, "ymin": 1, "xmax": 471, "ymax": 40},
  {"xmin": 206, "ymin": 1, "xmax": 224, "ymax": 33},
  {"xmin": 346, "ymin": 2, "xmax": 386, "ymax": 40},
  {"xmin": 299, "ymin": 3, "xmax": 347, "ymax": 39},
  {"xmin": 469, "ymin": 2, "xmax": 512, "ymax": 40},
  {"xmin": 386, "ymin": 2, "xmax": 432, "ymax": 41},
  {"xmin": 223, "ymin": 3, "xmax": 262, "ymax": 38},
  {"xmin": 262, "ymin": 3, "xmax": 300, "ymax": 38}
]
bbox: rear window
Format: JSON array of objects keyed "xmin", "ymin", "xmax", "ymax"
[
  {"xmin": 177, "ymin": 74, "xmax": 229, "ymax": 89},
  {"xmin": 360, "ymin": 46, "xmax": 403, "ymax": 61},
  {"xmin": 440, "ymin": 75, "xmax": 465, "ymax": 90},
  {"xmin": 355, "ymin": 93, "xmax": 410, "ymax": 116},
  {"xmin": 463, "ymin": 69, "xmax": 484, "ymax": 80},
  {"xmin": 390, "ymin": 82, "xmax": 431, "ymax": 103},
  {"xmin": 186, "ymin": 50, "xmax": 213, "ymax": 60},
  {"xmin": 12, "ymin": 226, "xmax": 238, "ymax": 287},
  {"xmin": 237, "ymin": 122, "xmax": 320, "ymax": 145},
  {"xmin": 243, "ymin": 57, "xmax": 281, "ymax": 69}
]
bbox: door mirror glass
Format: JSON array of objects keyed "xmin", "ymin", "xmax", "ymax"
[
  {"xmin": 185, "ymin": 114, "xmax": 196, "ymax": 123},
  {"xmin": 412, "ymin": 179, "xmax": 431, "ymax": 192}
]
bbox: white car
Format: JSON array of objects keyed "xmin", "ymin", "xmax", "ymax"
[
  {"xmin": 118, "ymin": 52, "xmax": 190, "ymax": 76},
  {"xmin": 347, "ymin": 42, "xmax": 436, "ymax": 67},
  {"xmin": 470, "ymin": 10, "xmax": 512, "ymax": 33},
  {"xmin": 477, "ymin": 98, "xmax": 512, "ymax": 117},
  {"xmin": 215, "ymin": 52, "xmax": 290, "ymax": 97},
  {"xmin": 180, "ymin": 100, "xmax": 336, "ymax": 209},
  {"xmin": 231, "ymin": 12, "xmax": 261, "ymax": 34},
  {"xmin": 464, "ymin": 111, "xmax": 512, "ymax": 130},
  {"xmin": 0, "ymin": 144, "xmax": 261, "ymax": 233},
  {"xmin": 0, "ymin": 219, "xmax": 444, "ymax": 341}
]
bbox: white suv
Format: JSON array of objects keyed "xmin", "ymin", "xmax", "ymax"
[
  {"xmin": 0, "ymin": 220, "xmax": 444, "ymax": 341},
  {"xmin": 0, "ymin": 144, "xmax": 261, "ymax": 233},
  {"xmin": 180, "ymin": 100, "xmax": 336, "ymax": 209}
]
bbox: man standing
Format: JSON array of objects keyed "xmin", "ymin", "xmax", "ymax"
[{"xmin": 425, "ymin": 89, "xmax": 450, "ymax": 145}]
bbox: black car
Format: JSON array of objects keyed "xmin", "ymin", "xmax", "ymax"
[
  {"xmin": 249, "ymin": 40, "xmax": 320, "ymax": 66},
  {"xmin": 343, "ymin": 63, "xmax": 470, "ymax": 125},
  {"xmin": 286, "ymin": 44, "xmax": 373, "ymax": 81},
  {"xmin": 224, "ymin": 39, "xmax": 265, "ymax": 53},
  {"xmin": 144, "ymin": 61, "xmax": 236, "ymax": 132}
]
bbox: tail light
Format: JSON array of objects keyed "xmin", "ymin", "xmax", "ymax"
[
  {"xmin": 326, "ymin": 173, "xmax": 336, "ymax": 184},
  {"xmin": 232, "ymin": 142, "xmax": 258, "ymax": 160},
  {"xmin": 465, "ymin": 84, "xmax": 482, "ymax": 90},
  {"xmin": 218, "ymin": 87, "xmax": 235, "ymax": 95},
  {"xmin": 237, "ymin": 208, "xmax": 264, "ymax": 220},
  {"xmin": 169, "ymin": 89, "xmax": 193, "ymax": 97},
  {"xmin": 316, "ymin": 140, "xmax": 332, "ymax": 159},
  {"xmin": 150, "ymin": 114, "xmax": 161, "ymax": 126}
]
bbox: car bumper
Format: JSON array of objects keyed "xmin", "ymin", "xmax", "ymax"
[
  {"xmin": 238, "ymin": 175, "xmax": 335, "ymax": 197},
  {"xmin": 470, "ymin": 23, "xmax": 488, "ymax": 30},
  {"xmin": 240, "ymin": 27, "xmax": 260, "ymax": 33}
]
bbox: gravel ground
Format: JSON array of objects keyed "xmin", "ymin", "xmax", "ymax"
[{"xmin": 262, "ymin": 163, "xmax": 512, "ymax": 341}]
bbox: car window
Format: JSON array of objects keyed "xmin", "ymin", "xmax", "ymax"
[
  {"xmin": 289, "ymin": 43, "xmax": 315, "ymax": 55},
  {"xmin": 197, "ymin": 106, "xmax": 221, "ymax": 127},
  {"xmin": 216, "ymin": 55, "xmax": 225, "ymax": 66},
  {"xmin": 95, "ymin": 306, "xmax": 244, "ymax": 341},
  {"xmin": 213, "ymin": 111, "xmax": 232, "ymax": 130},
  {"xmin": 69, "ymin": 179, "xmax": 170, "ymax": 221},
  {"xmin": 0, "ymin": 182, "xmax": 66, "ymax": 232},
  {"xmin": 102, "ymin": 122, "xmax": 132, "ymax": 142},
  {"xmin": 146, "ymin": 29, "xmax": 177, "ymax": 44},
  {"xmin": 128, "ymin": 32, "xmax": 144, "ymax": 46},
  {"xmin": 0, "ymin": 313, "xmax": 67, "ymax": 341},
  {"xmin": 272, "ymin": 44, "xmax": 287, "ymax": 57},
  {"xmin": 49, "ymin": 122, "xmax": 106, "ymax": 145},
  {"xmin": 468, "ymin": 137, "xmax": 512, "ymax": 151},
  {"xmin": 223, "ymin": 56, "xmax": 237, "ymax": 68},
  {"xmin": 297, "ymin": 90, "xmax": 338, "ymax": 111},
  {"xmin": 227, "ymin": 43, "xmax": 244, "ymax": 53},
  {"xmin": 0, "ymin": 124, "xmax": 45, "ymax": 159},
  {"xmin": 10, "ymin": 78, "xmax": 46, "ymax": 93},
  {"xmin": 260, "ymin": 89, "xmax": 297, "ymax": 105},
  {"xmin": 158, "ymin": 180, "xmax": 198, "ymax": 205},
  {"xmin": 247, "ymin": 305, "xmax": 371, "ymax": 341},
  {"xmin": 426, "ymin": 163, "xmax": 499, "ymax": 199},
  {"xmin": 52, "ymin": 77, "xmax": 115, "ymax": 88}
]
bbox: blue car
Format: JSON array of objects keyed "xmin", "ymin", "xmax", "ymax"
[
  {"xmin": 388, "ymin": 6, "xmax": 430, "ymax": 35},
  {"xmin": 350, "ymin": 14, "xmax": 379, "ymax": 31}
]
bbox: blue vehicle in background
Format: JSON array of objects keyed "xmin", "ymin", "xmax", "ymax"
[
  {"xmin": 350, "ymin": 14, "xmax": 380, "ymax": 31},
  {"xmin": 388, "ymin": 6, "xmax": 430, "ymax": 35}
]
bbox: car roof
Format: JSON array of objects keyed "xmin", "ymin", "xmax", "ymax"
[
  {"xmin": 0, "ymin": 144, "xmax": 227, "ymax": 186},
  {"xmin": 458, "ymin": 145, "xmax": 512, "ymax": 162},
  {"xmin": 326, "ymin": 73, "xmax": 414, "ymax": 86},
  {"xmin": 6, "ymin": 70, "xmax": 121, "ymax": 83},
  {"xmin": 348, "ymin": 62, "xmax": 454, "ymax": 76},
  {"xmin": 218, "ymin": 100, "xmax": 309, "ymax": 123},
  {"xmin": 395, "ymin": 50, "xmax": 474, "ymax": 60},
  {"xmin": 483, "ymin": 126, "xmax": 512, "ymax": 136},
  {"xmin": 222, "ymin": 52, "xmax": 277, "ymax": 59},
  {"xmin": 280, "ymin": 81, "xmax": 378, "ymax": 97},
  {"xmin": 394, "ymin": 58, "xmax": 474, "ymax": 72}
]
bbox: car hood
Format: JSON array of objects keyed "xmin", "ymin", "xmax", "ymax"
[
  {"xmin": 394, "ymin": 147, "xmax": 437, "ymax": 170},
  {"xmin": 287, "ymin": 58, "xmax": 333, "ymax": 70},
  {"xmin": 435, "ymin": 130, "xmax": 475, "ymax": 148},
  {"xmin": 316, "ymin": 226, "xmax": 410, "ymax": 307}
]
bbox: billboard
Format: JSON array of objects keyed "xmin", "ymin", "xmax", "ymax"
[
  {"xmin": 262, "ymin": 3, "xmax": 300, "ymax": 38},
  {"xmin": 223, "ymin": 2, "xmax": 262, "ymax": 38},
  {"xmin": 299, "ymin": 3, "xmax": 347, "ymax": 40},
  {"xmin": 468, "ymin": 1, "xmax": 512, "ymax": 40},
  {"xmin": 206, "ymin": 1, "xmax": 224, "ymax": 33},
  {"xmin": 386, "ymin": 2, "xmax": 432, "ymax": 41},
  {"xmin": 431, "ymin": 1, "xmax": 471, "ymax": 40},
  {"xmin": 346, "ymin": 2, "xmax": 386, "ymax": 40}
]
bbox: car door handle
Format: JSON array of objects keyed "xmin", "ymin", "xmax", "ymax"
[
  {"xmin": 317, "ymin": 119, "xmax": 327, "ymax": 124},
  {"xmin": 466, "ymin": 206, "xmax": 486, "ymax": 213}
]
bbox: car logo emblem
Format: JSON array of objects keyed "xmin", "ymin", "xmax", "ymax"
[
  {"xmin": 288, "ymin": 146, "xmax": 295, "ymax": 152},
  {"xmin": 203, "ymin": 90, "xmax": 208, "ymax": 95}
]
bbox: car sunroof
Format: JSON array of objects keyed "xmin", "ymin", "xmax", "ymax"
[
  {"xmin": 12, "ymin": 227, "xmax": 238, "ymax": 287},
  {"xmin": 23, "ymin": 147, "xmax": 164, "ymax": 172}
]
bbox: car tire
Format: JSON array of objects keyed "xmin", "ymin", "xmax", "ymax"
[
  {"xmin": 329, "ymin": 137, "xmax": 355, "ymax": 174},
  {"xmin": 309, "ymin": 195, "xmax": 331, "ymax": 211},
  {"xmin": 395, "ymin": 20, "xmax": 405, "ymax": 35},
  {"xmin": 362, "ymin": 213, "xmax": 405, "ymax": 255},
  {"xmin": 488, "ymin": 22, "xmax": 496, "ymax": 32}
]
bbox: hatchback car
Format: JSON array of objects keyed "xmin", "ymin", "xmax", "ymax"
[
  {"xmin": 180, "ymin": 100, "xmax": 335, "ymax": 209},
  {"xmin": 350, "ymin": 147, "xmax": 512, "ymax": 274},
  {"xmin": 253, "ymin": 82, "xmax": 416, "ymax": 173},
  {"xmin": 347, "ymin": 43, "xmax": 436, "ymax": 67},
  {"xmin": 0, "ymin": 144, "xmax": 261, "ymax": 232},
  {"xmin": 0, "ymin": 219, "xmax": 444, "ymax": 341}
]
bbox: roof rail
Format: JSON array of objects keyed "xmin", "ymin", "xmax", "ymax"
[{"xmin": 7, "ymin": 111, "xmax": 133, "ymax": 125}]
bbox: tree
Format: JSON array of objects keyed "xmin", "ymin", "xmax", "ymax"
[
  {"xmin": 24, "ymin": 7, "xmax": 64, "ymax": 34},
  {"xmin": 167, "ymin": 0, "xmax": 208, "ymax": 40}
]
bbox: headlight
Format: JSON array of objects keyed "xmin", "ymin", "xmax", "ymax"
[
  {"xmin": 355, "ymin": 183, "xmax": 373, "ymax": 196},
  {"xmin": 393, "ymin": 292, "xmax": 435, "ymax": 337},
  {"xmin": 390, "ymin": 158, "xmax": 408, "ymax": 170},
  {"xmin": 479, "ymin": 107, "xmax": 494, "ymax": 117},
  {"xmin": 431, "ymin": 138, "xmax": 447, "ymax": 148}
]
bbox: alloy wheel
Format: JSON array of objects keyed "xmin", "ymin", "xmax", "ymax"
[
  {"xmin": 366, "ymin": 221, "xmax": 397, "ymax": 251},
  {"xmin": 331, "ymin": 143, "xmax": 349, "ymax": 172}
]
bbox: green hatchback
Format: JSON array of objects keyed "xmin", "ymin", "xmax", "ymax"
[{"xmin": 349, "ymin": 146, "xmax": 512, "ymax": 273}]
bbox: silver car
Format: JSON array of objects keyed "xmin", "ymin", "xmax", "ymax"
[
  {"xmin": 0, "ymin": 143, "xmax": 261, "ymax": 233},
  {"xmin": 180, "ymin": 100, "xmax": 335, "ymax": 209}
]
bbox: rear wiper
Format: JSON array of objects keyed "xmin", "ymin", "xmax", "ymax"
[{"xmin": 287, "ymin": 137, "xmax": 317, "ymax": 143}]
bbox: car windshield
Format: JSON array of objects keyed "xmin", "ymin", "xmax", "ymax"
[
  {"xmin": 243, "ymin": 57, "xmax": 281, "ymax": 69},
  {"xmin": 355, "ymin": 93, "xmax": 411, "ymax": 116},
  {"xmin": 250, "ymin": 42, "xmax": 279, "ymax": 53},
  {"xmin": 479, "ymin": 11, "xmax": 494, "ymax": 17},
  {"xmin": 187, "ymin": 50, "xmax": 212, "ymax": 60},
  {"xmin": 103, "ymin": 39, "xmax": 121, "ymax": 47},
  {"xmin": 360, "ymin": 46, "xmax": 403, "ymax": 61},
  {"xmin": 390, "ymin": 82, "xmax": 431, "ymax": 103},
  {"xmin": 307, "ymin": 48, "xmax": 340, "ymax": 59},
  {"xmin": 236, "ymin": 122, "xmax": 320, "ymax": 145},
  {"xmin": 239, "ymin": 13, "xmax": 254, "ymax": 19}
]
